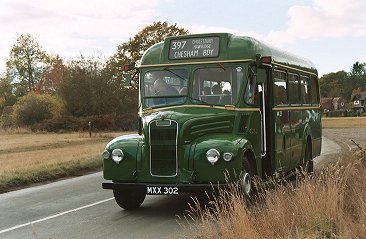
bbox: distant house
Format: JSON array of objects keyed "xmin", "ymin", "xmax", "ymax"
[
  {"xmin": 320, "ymin": 97, "xmax": 334, "ymax": 113},
  {"xmin": 332, "ymin": 97, "xmax": 348, "ymax": 110},
  {"xmin": 351, "ymin": 91, "xmax": 366, "ymax": 113}
]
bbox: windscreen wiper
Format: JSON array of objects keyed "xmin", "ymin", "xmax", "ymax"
[
  {"xmin": 163, "ymin": 68, "xmax": 187, "ymax": 81},
  {"xmin": 189, "ymin": 96, "xmax": 214, "ymax": 106}
]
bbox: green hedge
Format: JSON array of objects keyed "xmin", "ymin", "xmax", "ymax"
[
  {"xmin": 326, "ymin": 110, "xmax": 360, "ymax": 117},
  {"xmin": 31, "ymin": 114, "xmax": 138, "ymax": 132}
]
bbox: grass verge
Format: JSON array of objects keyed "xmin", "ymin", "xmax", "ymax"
[
  {"xmin": 188, "ymin": 148, "xmax": 366, "ymax": 238},
  {"xmin": 0, "ymin": 156, "xmax": 102, "ymax": 193},
  {"xmin": 322, "ymin": 116, "xmax": 366, "ymax": 128},
  {"xmin": 0, "ymin": 131, "xmax": 131, "ymax": 193}
]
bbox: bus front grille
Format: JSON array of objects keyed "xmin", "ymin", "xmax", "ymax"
[{"xmin": 149, "ymin": 120, "xmax": 178, "ymax": 177}]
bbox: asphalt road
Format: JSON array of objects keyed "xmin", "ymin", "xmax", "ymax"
[{"xmin": 0, "ymin": 137, "xmax": 339, "ymax": 239}]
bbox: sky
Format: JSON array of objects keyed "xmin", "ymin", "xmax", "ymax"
[{"xmin": 0, "ymin": 0, "xmax": 366, "ymax": 77}]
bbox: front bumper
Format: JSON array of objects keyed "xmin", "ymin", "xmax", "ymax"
[{"xmin": 102, "ymin": 181, "xmax": 228, "ymax": 195}]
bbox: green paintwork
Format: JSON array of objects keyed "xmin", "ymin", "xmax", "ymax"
[
  {"xmin": 141, "ymin": 33, "xmax": 317, "ymax": 74},
  {"xmin": 103, "ymin": 33, "xmax": 321, "ymax": 187}
]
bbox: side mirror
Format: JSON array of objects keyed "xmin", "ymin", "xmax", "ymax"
[
  {"xmin": 123, "ymin": 73, "xmax": 132, "ymax": 86},
  {"xmin": 122, "ymin": 62, "xmax": 138, "ymax": 86}
]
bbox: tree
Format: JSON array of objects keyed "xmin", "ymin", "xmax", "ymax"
[
  {"xmin": 35, "ymin": 55, "xmax": 65, "ymax": 94},
  {"xmin": 112, "ymin": 21, "xmax": 188, "ymax": 64},
  {"xmin": 319, "ymin": 71, "xmax": 347, "ymax": 98},
  {"xmin": 58, "ymin": 55, "xmax": 101, "ymax": 117},
  {"xmin": 99, "ymin": 22, "xmax": 188, "ymax": 115},
  {"xmin": 347, "ymin": 62, "xmax": 366, "ymax": 95},
  {"xmin": 319, "ymin": 63, "xmax": 366, "ymax": 100},
  {"xmin": 105, "ymin": 21, "xmax": 189, "ymax": 86},
  {"xmin": 0, "ymin": 75, "xmax": 17, "ymax": 113},
  {"xmin": 6, "ymin": 34, "xmax": 48, "ymax": 94},
  {"xmin": 58, "ymin": 55, "xmax": 139, "ymax": 117}
]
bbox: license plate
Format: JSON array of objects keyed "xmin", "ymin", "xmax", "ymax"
[{"xmin": 146, "ymin": 186, "xmax": 179, "ymax": 195}]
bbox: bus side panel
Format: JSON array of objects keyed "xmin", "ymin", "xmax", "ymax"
[
  {"xmin": 274, "ymin": 109, "xmax": 292, "ymax": 174},
  {"xmin": 290, "ymin": 110, "xmax": 303, "ymax": 169}
]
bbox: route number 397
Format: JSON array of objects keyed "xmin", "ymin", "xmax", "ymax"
[{"xmin": 171, "ymin": 40, "xmax": 186, "ymax": 50}]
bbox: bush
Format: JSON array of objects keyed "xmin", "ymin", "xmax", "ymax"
[
  {"xmin": 327, "ymin": 110, "xmax": 347, "ymax": 117},
  {"xmin": 12, "ymin": 92, "xmax": 63, "ymax": 126},
  {"xmin": 0, "ymin": 114, "xmax": 14, "ymax": 127}
]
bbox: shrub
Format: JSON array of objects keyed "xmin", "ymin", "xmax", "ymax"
[
  {"xmin": 327, "ymin": 110, "xmax": 347, "ymax": 117},
  {"xmin": 12, "ymin": 92, "xmax": 63, "ymax": 126},
  {"xmin": 0, "ymin": 114, "xmax": 14, "ymax": 127}
]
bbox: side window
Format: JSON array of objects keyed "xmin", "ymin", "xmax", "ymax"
[
  {"xmin": 244, "ymin": 66, "xmax": 258, "ymax": 105},
  {"xmin": 273, "ymin": 70, "xmax": 288, "ymax": 105},
  {"xmin": 309, "ymin": 76, "xmax": 319, "ymax": 104},
  {"xmin": 288, "ymin": 73, "xmax": 300, "ymax": 105},
  {"xmin": 192, "ymin": 66, "xmax": 242, "ymax": 105},
  {"xmin": 300, "ymin": 76, "xmax": 311, "ymax": 105}
]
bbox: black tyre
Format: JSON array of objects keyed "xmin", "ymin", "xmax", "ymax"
[
  {"xmin": 240, "ymin": 155, "xmax": 255, "ymax": 196},
  {"xmin": 304, "ymin": 141, "xmax": 314, "ymax": 173},
  {"xmin": 113, "ymin": 189, "xmax": 146, "ymax": 210}
]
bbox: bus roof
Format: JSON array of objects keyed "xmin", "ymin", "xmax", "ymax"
[{"xmin": 140, "ymin": 33, "xmax": 317, "ymax": 75}]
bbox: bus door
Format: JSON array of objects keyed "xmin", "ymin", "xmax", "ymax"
[{"xmin": 256, "ymin": 68, "xmax": 272, "ymax": 177}]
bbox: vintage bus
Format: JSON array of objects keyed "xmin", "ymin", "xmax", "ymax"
[{"xmin": 102, "ymin": 33, "xmax": 322, "ymax": 210}]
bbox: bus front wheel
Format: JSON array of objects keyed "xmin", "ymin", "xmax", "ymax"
[
  {"xmin": 241, "ymin": 156, "xmax": 255, "ymax": 196},
  {"xmin": 113, "ymin": 189, "xmax": 146, "ymax": 210}
]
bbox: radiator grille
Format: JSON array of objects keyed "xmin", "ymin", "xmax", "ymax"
[{"xmin": 149, "ymin": 120, "xmax": 178, "ymax": 177}]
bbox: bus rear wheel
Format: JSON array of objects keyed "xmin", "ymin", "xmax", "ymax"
[
  {"xmin": 304, "ymin": 142, "xmax": 313, "ymax": 173},
  {"xmin": 113, "ymin": 189, "xmax": 146, "ymax": 210}
]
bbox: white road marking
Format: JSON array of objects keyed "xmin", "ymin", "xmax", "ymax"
[
  {"xmin": 345, "ymin": 142, "xmax": 352, "ymax": 151},
  {"xmin": 0, "ymin": 197, "xmax": 114, "ymax": 235}
]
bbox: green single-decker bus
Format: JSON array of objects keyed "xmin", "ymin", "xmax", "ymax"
[{"xmin": 102, "ymin": 33, "xmax": 322, "ymax": 210}]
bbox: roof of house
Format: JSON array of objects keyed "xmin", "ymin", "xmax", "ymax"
[
  {"xmin": 351, "ymin": 91, "xmax": 366, "ymax": 101},
  {"xmin": 321, "ymin": 97, "xmax": 333, "ymax": 110}
]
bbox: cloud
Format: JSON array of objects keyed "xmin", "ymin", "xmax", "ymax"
[
  {"xmin": 265, "ymin": 0, "xmax": 366, "ymax": 45},
  {"xmin": 182, "ymin": 24, "xmax": 263, "ymax": 41},
  {"xmin": 0, "ymin": 0, "xmax": 161, "ymax": 71}
]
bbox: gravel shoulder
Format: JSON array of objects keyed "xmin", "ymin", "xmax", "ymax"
[
  {"xmin": 319, "ymin": 128, "xmax": 366, "ymax": 166},
  {"xmin": 323, "ymin": 128, "xmax": 366, "ymax": 152}
]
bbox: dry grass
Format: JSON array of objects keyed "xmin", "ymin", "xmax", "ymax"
[
  {"xmin": 0, "ymin": 127, "xmax": 32, "ymax": 134},
  {"xmin": 0, "ymin": 131, "xmax": 134, "ymax": 193},
  {"xmin": 188, "ymin": 148, "xmax": 366, "ymax": 239},
  {"xmin": 322, "ymin": 117, "xmax": 366, "ymax": 128}
]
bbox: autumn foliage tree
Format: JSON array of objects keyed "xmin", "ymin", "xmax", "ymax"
[
  {"xmin": 319, "ymin": 71, "xmax": 347, "ymax": 98},
  {"xmin": 35, "ymin": 55, "xmax": 65, "ymax": 94},
  {"xmin": 105, "ymin": 21, "xmax": 189, "ymax": 86},
  {"xmin": 3, "ymin": 23, "xmax": 189, "ymax": 129},
  {"xmin": 320, "ymin": 62, "xmax": 366, "ymax": 100},
  {"xmin": 6, "ymin": 34, "xmax": 48, "ymax": 95}
]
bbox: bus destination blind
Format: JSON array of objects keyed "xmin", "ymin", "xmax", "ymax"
[{"xmin": 169, "ymin": 37, "xmax": 220, "ymax": 60}]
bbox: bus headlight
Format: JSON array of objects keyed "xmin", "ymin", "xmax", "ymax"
[
  {"xmin": 223, "ymin": 152, "xmax": 233, "ymax": 162},
  {"xmin": 102, "ymin": 150, "xmax": 110, "ymax": 159},
  {"xmin": 206, "ymin": 149, "xmax": 220, "ymax": 165},
  {"xmin": 111, "ymin": 149, "xmax": 124, "ymax": 164}
]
